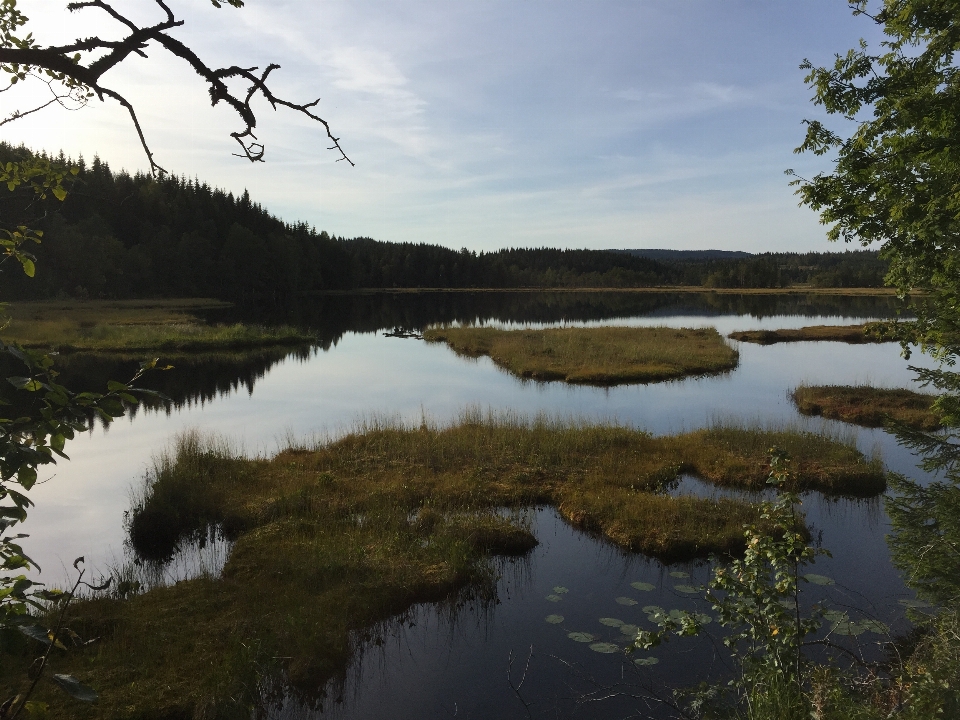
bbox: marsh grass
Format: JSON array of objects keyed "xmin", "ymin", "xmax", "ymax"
[
  {"xmin": 792, "ymin": 385, "xmax": 942, "ymax": 431},
  {"xmin": 5, "ymin": 417, "xmax": 884, "ymax": 718},
  {"xmin": 0, "ymin": 298, "xmax": 314, "ymax": 352},
  {"xmin": 422, "ymin": 325, "xmax": 738, "ymax": 384},
  {"xmin": 728, "ymin": 324, "xmax": 883, "ymax": 345}
]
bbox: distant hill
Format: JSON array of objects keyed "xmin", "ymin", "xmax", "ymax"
[{"xmin": 612, "ymin": 249, "xmax": 754, "ymax": 261}]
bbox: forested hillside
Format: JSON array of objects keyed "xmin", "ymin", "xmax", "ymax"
[{"xmin": 1, "ymin": 144, "xmax": 887, "ymax": 302}]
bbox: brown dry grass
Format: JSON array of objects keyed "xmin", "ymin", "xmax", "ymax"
[
  {"xmin": 792, "ymin": 384, "xmax": 942, "ymax": 431},
  {"xmin": 0, "ymin": 298, "xmax": 314, "ymax": 352},
  {"xmin": 728, "ymin": 324, "xmax": 886, "ymax": 345},
  {"xmin": 423, "ymin": 325, "xmax": 738, "ymax": 384}
]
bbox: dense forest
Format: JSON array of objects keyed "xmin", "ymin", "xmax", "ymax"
[{"xmin": 1, "ymin": 144, "xmax": 887, "ymax": 302}]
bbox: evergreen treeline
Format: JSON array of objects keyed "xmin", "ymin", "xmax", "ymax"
[{"xmin": 0, "ymin": 143, "xmax": 887, "ymax": 302}]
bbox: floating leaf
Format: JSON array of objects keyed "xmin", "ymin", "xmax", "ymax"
[
  {"xmin": 599, "ymin": 617, "xmax": 623, "ymax": 627},
  {"xmin": 831, "ymin": 621, "xmax": 867, "ymax": 637},
  {"xmin": 803, "ymin": 573, "xmax": 835, "ymax": 586},
  {"xmin": 692, "ymin": 612, "xmax": 713, "ymax": 626},
  {"xmin": 545, "ymin": 594, "xmax": 562, "ymax": 602},
  {"xmin": 568, "ymin": 632, "xmax": 595, "ymax": 643},
  {"xmin": 51, "ymin": 674, "xmax": 97, "ymax": 702},
  {"xmin": 545, "ymin": 614, "xmax": 564, "ymax": 624},
  {"xmin": 642, "ymin": 605, "xmax": 663, "ymax": 615},
  {"xmin": 619, "ymin": 624, "xmax": 639, "ymax": 636},
  {"xmin": 858, "ymin": 619, "xmax": 889, "ymax": 635},
  {"xmin": 553, "ymin": 586, "xmax": 569, "ymax": 594},
  {"xmin": 614, "ymin": 596, "xmax": 638, "ymax": 606},
  {"xmin": 822, "ymin": 609, "xmax": 849, "ymax": 624},
  {"xmin": 630, "ymin": 581, "xmax": 655, "ymax": 591},
  {"xmin": 669, "ymin": 571, "xmax": 689, "ymax": 579},
  {"xmin": 589, "ymin": 642, "xmax": 619, "ymax": 653},
  {"xmin": 674, "ymin": 585, "xmax": 698, "ymax": 594},
  {"xmin": 634, "ymin": 656, "xmax": 659, "ymax": 666}
]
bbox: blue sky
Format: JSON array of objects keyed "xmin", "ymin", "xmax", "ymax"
[{"xmin": 3, "ymin": 1, "xmax": 886, "ymax": 252}]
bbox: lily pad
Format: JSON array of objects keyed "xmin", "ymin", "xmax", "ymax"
[
  {"xmin": 619, "ymin": 624, "xmax": 640, "ymax": 636},
  {"xmin": 669, "ymin": 571, "xmax": 690, "ymax": 579},
  {"xmin": 589, "ymin": 642, "xmax": 619, "ymax": 654},
  {"xmin": 803, "ymin": 573, "xmax": 835, "ymax": 586},
  {"xmin": 630, "ymin": 581, "xmax": 655, "ymax": 591},
  {"xmin": 642, "ymin": 605, "xmax": 664, "ymax": 614},
  {"xmin": 822, "ymin": 609, "xmax": 849, "ymax": 624},
  {"xmin": 545, "ymin": 614, "xmax": 564, "ymax": 624},
  {"xmin": 553, "ymin": 586, "xmax": 569, "ymax": 594},
  {"xmin": 898, "ymin": 598, "xmax": 932, "ymax": 609},
  {"xmin": 615, "ymin": 596, "xmax": 638, "ymax": 606},
  {"xmin": 568, "ymin": 632, "xmax": 595, "ymax": 643},
  {"xmin": 692, "ymin": 612, "xmax": 713, "ymax": 626},
  {"xmin": 634, "ymin": 656, "xmax": 659, "ymax": 666},
  {"xmin": 599, "ymin": 617, "xmax": 624, "ymax": 627},
  {"xmin": 546, "ymin": 594, "xmax": 562, "ymax": 602},
  {"xmin": 831, "ymin": 621, "xmax": 867, "ymax": 637},
  {"xmin": 674, "ymin": 585, "xmax": 698, "ymax": 594},
  {"xmin": 858, "ymin": 619, "xmax": 889, "ymax": 634}
]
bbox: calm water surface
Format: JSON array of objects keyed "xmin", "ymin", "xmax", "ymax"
[{"xmin": 22, "ymin": 291, "xmax": 937, "ymax": 718}]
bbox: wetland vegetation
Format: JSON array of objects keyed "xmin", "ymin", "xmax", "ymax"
[
  {"xmin": 792, "ymin": 385, "xmax": 942, "ymax": 431},
  {"xmin": 0, "ymin": 416, "xmax": 885, "ymax": 717},
  {"xmin": 423, "ymin": 325, "xmax": 739, "ymax": 385},
  {"xmin": 728, "ymin": 323, "xmax": 887, "ymax": 345},
  {"xmin": 0, "ymin": 299, "xmax": 315, "ymax": 353}
]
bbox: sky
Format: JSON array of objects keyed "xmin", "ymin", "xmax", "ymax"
[{"xmin": 2, "ymin": 1, "xmax": 888, "ymax": 253}]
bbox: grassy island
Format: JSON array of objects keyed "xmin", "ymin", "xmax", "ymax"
[
  {"xmin": 728, "ymin": 323, "xmax": 888, "ymax": 345},
  {"xmin": 0, "ymin": 299, "xmax": 315, "ymax": 353},
  {"xmin": 3, "ymin": 417, "xmax": 885, "ymax": 717},
  {"xmin": 423, "ymin": 325, "xmax": 738, "ymax": 384},
  {"xmin": 792, "ymin": 384, "xmax": 942, "ymax": 430}
]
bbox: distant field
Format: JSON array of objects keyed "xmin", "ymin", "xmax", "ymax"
[
  {"xmin": 792, "ymin": 384, "xmax": 942, "ymax": 431},
  {"xmin": 423, "ymin": 325, "xmax": 738, "ymax": 385},
  {"xmin": 0, "ymin": 299, "xmax": 315, "ymax": 353}
]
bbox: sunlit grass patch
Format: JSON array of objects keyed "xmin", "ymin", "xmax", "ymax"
[
  {"xmin": 422, "ymin": 325, "xmax": 738, "ymax": 385},
  {"xmin": 0, "ymin": 298, "xmax": 314, "ymax": 352},
  {"xmin": 792, "ymin": 384, "xmax": 942, "ymax": 431}
]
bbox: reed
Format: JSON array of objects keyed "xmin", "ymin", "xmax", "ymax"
[{"xmin": 423, "ymin": 325, "xmax": 738, "ymax": 384}]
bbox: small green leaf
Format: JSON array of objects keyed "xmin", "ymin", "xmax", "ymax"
[
  {"xmin": 20, "ymin": 257, "xmax": 35, "ymax": 277},
  {"xmin": 614, "ymin": 596, "xmax": 638, "ymax": 606},
  {"xmin": 545, "ymin": 594, "xmax": 562, "ymax": 602},
  {"xmin": 598, "ymin": 617, "xmax": 623, "ymax": 627},
  {"xmin": 674, "ymin": 585, "xmax": 698, "ymax": 594},
  {"xmin": 630, "ymin": 581, "xmax": 655, "ymax": 591},
  {"xmin": 544, "ymin": 614, "xmax": 564, "ymax": 624},
  {"xmin": 634, "ymin": 656, "xmax": 659, "ymax": 666},
  {"xmin": 669, "ymin": 571, "xmax": 689, "ymax": 579},
  {"xmin": 552, "ymin": 586, "xmax": 569, "ymax": 594},
  {"xmin": 567, "ymin": 632, "xmax": 594, "ymax": 643},
  {"xmin": 803, "ymin": 573, "xmax": 835, "ymax": 586}
]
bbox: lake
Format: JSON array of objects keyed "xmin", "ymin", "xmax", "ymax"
[{"xmin": 22, "ymin": 291, "xmax": 937, "ymax": 718}]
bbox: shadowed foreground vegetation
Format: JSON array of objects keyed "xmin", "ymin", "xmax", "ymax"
[
  {"xmin": 0, "ymin": 416, "xmax": 885, "ymax": 718},
  {"xmin": 792, "ymin": 384, "xmax": 942, "ymax": 431},
  {"xmin": 423, "ymin": 325, "xmax": 738, "ymax": 384},
  {"xmin": 727, "ymin": 323, "xmax": 888, "ymax": 345},
  {"xmin": 0, "ymin": 299, "xmax": 315, "ymax": 353}
]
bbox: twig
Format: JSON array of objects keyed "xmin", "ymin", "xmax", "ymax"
[{"xmin": 507, "ymin": 644, "xmax": 535, "ymax": 720}]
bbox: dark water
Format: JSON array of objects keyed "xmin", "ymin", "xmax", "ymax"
[{"xmin": 20, "ymin": 290, "xmax": 935, "ymax": 719}]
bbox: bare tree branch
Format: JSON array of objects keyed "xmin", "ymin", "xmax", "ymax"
[{"xmin": 0, "ymin": 0, "xmax": 352, "ymax": 175}]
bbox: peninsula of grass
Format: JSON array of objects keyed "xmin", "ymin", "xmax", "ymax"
[
  {"xmin": 1, "ymin": 416, "xmax": 885, "ymax": 718},
  {"xmin": 792, "ymin": 384, "xmax": 942, "ymax": 431},
  {"xmin": 0, "ymin": 298, "xmax": 315, "ymax": 353},
  {"xmin": 728, "ymin": 323, "xmax": 889, "ymax": 345},
  {"xmin": 422, "ymin": 325, "xmax": 738, "ymax": 384}
]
